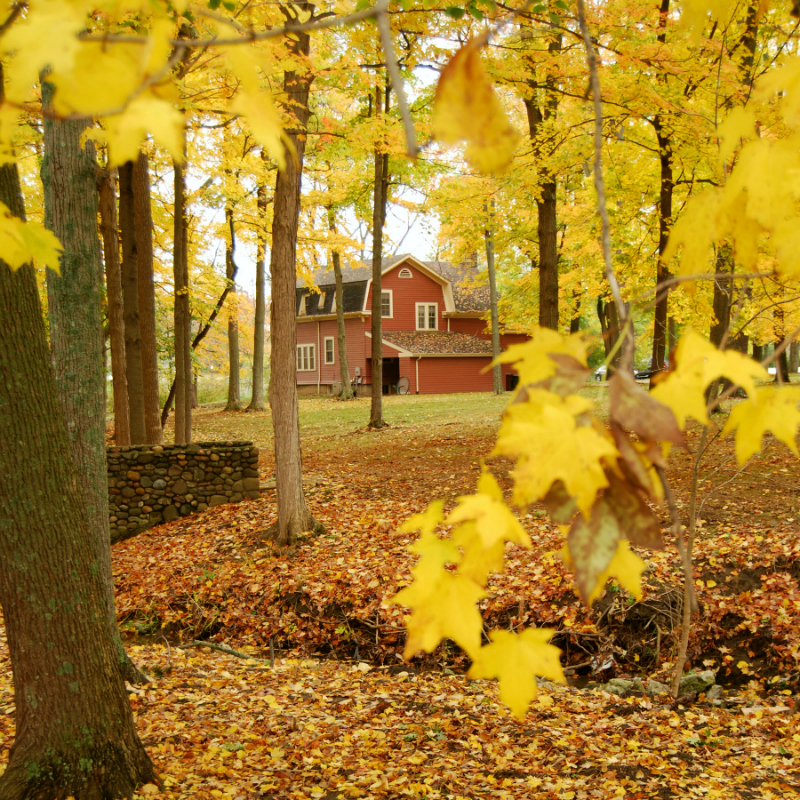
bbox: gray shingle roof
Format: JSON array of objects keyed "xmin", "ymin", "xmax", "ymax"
[{"xmin": 296, "ymin": 255, "xmax": 490, "ymax": 316}]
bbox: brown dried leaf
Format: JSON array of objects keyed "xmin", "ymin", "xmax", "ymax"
[
  {"xmin": 542, "ymin": 480, "xmax": 577, "ymax": 524},
  {"xmin": 567, "ymin": 496, "xmax": 620, "ymax": 604},
  {"xmin": 604, "ymin": 472, "xmax": 664, "ymax": 551},
  {"xmin": 610, "ymin": 421, "xmax": 656, "ymax": 497},
  {"xmin": 609, "ymin": 371, "xmax": 686, "ymax": 447}
]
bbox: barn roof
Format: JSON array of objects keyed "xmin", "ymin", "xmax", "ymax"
[
  {"xmin": 381, "ymin": 331, "xmax": 494, "ymax": 356},
  {"xmin": 296, "ymin": 254, "xmax": 490, "ymax": 315}
]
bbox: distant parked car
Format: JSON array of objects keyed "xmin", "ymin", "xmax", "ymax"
[
  {"xmin": 594, "ymin": 365, "xmax": 607, "ymax": 381},
  {"xmin": 635, "ymin": 369, "xmax": 652, "ymax": 380}
]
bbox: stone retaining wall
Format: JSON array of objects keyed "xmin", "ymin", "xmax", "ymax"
[{"xmin": 108, "ymin": 440, "xmax": 260, "ymax": 542}]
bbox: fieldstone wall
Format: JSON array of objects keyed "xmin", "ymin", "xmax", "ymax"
[{"xmin": 108, "ymin": 440, "xmax": 260, "ymax": 542}]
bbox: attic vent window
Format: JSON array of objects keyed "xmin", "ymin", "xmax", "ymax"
[{"xmin": 398, "ymin": 268, "xmax": 413, "ymax": 278}]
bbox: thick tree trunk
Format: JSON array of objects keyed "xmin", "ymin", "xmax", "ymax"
[
  {"xmin": 118, "ymin": 160, "xmax": 146, "ymax": 443},
  {"xmin": 484, "ymin": 202, "xmax": 503, "ymax": 394},
  {"xmin": 173, "ymin": 159, "xmax": 192, "ymax": 444},
  {"xmin": 248, "ymin": 176, "xmax": 268, "ymax": 411},
  {"xmin": 597, "ymin": 296, "xmax": 622, "ymax": 378},
  {"xmin": 536, "ymin": 175, "xmax": 559, "ymax": 330},
  {"xmin": 42, "ymin": 80, "xmax": 145, "ymax": 685},
  {"xmin": 523, "ymin": 22, "xmax": 561, "ymax": 331},
  {"xmin": 709, "ymin": 248, "xmax": 733, "ymax": 349},
  {"xmin": 225, "ymin": 206, "xmax": 242, "ymax": 411},
  {"xmin": 98, "ymin": 168, "xmax": 130, "ymax": 445},
  {"xmin": 773, "ymin": 302, "xmax": 790, "ymax": 382},
  {"xmin": 267, "ymin": 5, "xmax": 320, "ymax": 546},
  {"xmin": 570, "ymin": 288, "xmax": 582, "ymax": 334},
  {"xmin": 789, "ymin": 340, "xmax": 799, "ymax": 374},
  {"xmin": 369, "ymin": 83, "xmax": 389, "ymax": 428},
  {"xmin": 650, "ymin": 116, "xmax": 673, "ymax": 384},
  {"xmin": 133, "ymin": 152, "xmax": 162, "ymax": 444},
  {"xmin": 0, "ymin": 119, "xmax": 157, "ymax": 800},
  {"xmin": 328, "ymin": 208, "xmax": 354, "ymax": 399}
]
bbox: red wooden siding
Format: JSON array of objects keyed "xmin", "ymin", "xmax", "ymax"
[
  {"xmin": 365, "ymin": 261, "xmax": 446, "ymax": 331},
  {"xmin": 416, "ymin": 357, "xmax": 494, "ymax": 394},
  {"xmin": 449, "ymin": 317, "xmax": 487, "ymax": 336},
  {"xmin": 296, "ymin": 318, "xmax": 369, "ymax": 386}
]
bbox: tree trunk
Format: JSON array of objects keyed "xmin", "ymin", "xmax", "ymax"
[
  {"xmin": 523, "ymin": 20, "xmax": 561, "ymax": 331},
  {"xmin": 118, "ymin": 160, "xmax": 146, "ymax": 443},
  {"xmin": 133, "ymin": 151, "xmax": 162, "ymax": 444},
  {"xmin": 0, "ymin": 111, "xmax": 157, "ymax": 800},
  {"xmin": 650, "ymin": 115, "xmax": 672, "ymax": 384},
  {"xmin": 328, "ymin": 207, "xmax": 354, "ymax": 399},
  {"xmin": 649, "ymin": 0, "xmax": 673, "ymax": 389},
  {"xmin": 484, "ymin": 201, "xmax": 503, "ymax": 394},
  {"xmin": 98, "ymin": 167, "xmax": 130, "ymax": 446},
  {"xmin": 42, "ymin": 78, "xmax": 145, "ymax": 684},
  {"xmin": 709, "ymin": 248, "xmax": 733, "ymax": 349},
  {"xmin": 789, "ymin": 340, "xmax": 799, "ymax": 374},
  {"xmin": 597, "ymin": 296, "xmax": 622, "ymax": 378},
  {"xmin": 267, "ymin": 5, "xmax": 320, "ymax": 546},
  {"xmin": 248, "ymin": 173, "xmax": 268, "ymax": 411},
  {"xmin": 369, "ymin": 83, "xmax": 389, "ymax": 428},
  {"xmin": 225, "ymin": 206, "xmax": 241, "ymax": 410},
  {"xmin": 173, "ymin": 158, "xmax": 192, "ymax": 444},
  {"xmin": 773, "ymin": 301, "xmax": 790, "ymax": 382},
  {"xmin": 570, "ymin": 287, "xmax": 582, "ymax": 334}
]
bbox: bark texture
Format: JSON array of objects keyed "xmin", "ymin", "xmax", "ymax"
[
  {"xmin": 369, "ymin": 83, "xmax": 390, "ymax": 427},
  {"xmin": 597, "ymin": 296, "xmax": 623, "ymax": 378},
  {"xmin": 523, "ymin": 18, "xmax": 561, "ymax": 331},
  {"xmin": 118, "ymin": 160, "xmax": 146, "ymax": 444},
  {"xmin": 133, "ymin": 152, "xmax": 162, "ymax": 444},
  {"xmin": 267, "ymin": 5, "xmax": 320, "ymax": 545},
  {"xmin": 649, "ymin": 0, "xmax": 673, "ymax": 387},
  {"xmin": 327, "ymin": 205, "xmax": 353, "ymax": 399},
  {"xmin": 98, "ymin": 168, "xmax": 130, "ymax": 445},
  {"xmin": 248, "ymin": 175, "xmax": 268, "ymax": 411},
  {"xmin": 173, "ymin": 159, "xmax": 192, "ymax": 444},
  {"xmin": 0, "ymin": 127, "xmax": 157, "ymax": 800},
  {"xmin": 484, "ymin": 202, "xmax": 502, "ymax": 394},
  {"xmin": 225, "ymin": 206, "xmax": 241, "ymax": 411}
]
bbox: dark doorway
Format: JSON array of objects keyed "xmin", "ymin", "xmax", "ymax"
[
  {"xmin": 383, "ymin": 357, "xmax": 400, "ymax": 394},
  {"xmin": 506, "ymin": 373, "xmax": 519, "ymax": 391}
]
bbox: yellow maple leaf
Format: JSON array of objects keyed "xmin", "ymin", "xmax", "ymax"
[
  {"xmin": 432, "ymin": 38, "xmax": 521, "ymax": 174},
  {"xmin": 496, "ymin": 327, "xmax": 588, "ymax": 388},
  {"xmin": 721, "ymin": 386, "xmax": 800, "ymax": 464},
  {"xmin": 588, "ymin": 539, "xmax": 645, "ymax": 605},
  {"xmin": 468, "ymin": 628, "xmax": 564, "ymax": 719},
  {"xmin": 495, "ymin": 392, "xmax": 616, "ymax": 515},
  {"xmin": 105, "ymin": 93, "xmax": 184, "ymax": 166},
  {"xmin": 399, "ymin": 500, "xmax": 445, "ymax": 537},
  {"xmin": 652, "ymin": 331, "xmax": 767, "ymax": 426},
  {"xmin": 0, "ymin": 204, "xmax": 63, "ymax": 273},
  {"xmin": 395, "ymin": 572, "xmax": 485, "ymax": 659},
  {"xmin": 402, "ymin": 529, "xmax": 461, "ymax": 589},
  {"xmin": 447, "ymin": 474, "xmax": 531, "ymax": 551},
  {"xmin": 453, "ymin": 524, "xmax": 506, "ymax": 586}
]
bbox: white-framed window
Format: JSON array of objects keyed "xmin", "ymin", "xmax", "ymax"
[
  {"xmin": 381, "ymin": 290, "xmax": 393, "ymax": 318},
  {"xmin": 416, "ymin": 302, "xmax": 438, "ymax": 330},
  {"xmin": 298, "ymin": 294, "xmax": 307, "ymax": 315},
  {"xmin": 398, "ymin": 267, "xmax": 413, "ymax": 278},
  {"xmin": 324, "ymin": 337, "xmax": 335, "ymax": 364},
  {"xmin": 318, "ymin": 291, "xmax": 327, "ymax": 310},
  {"xmin": 296, "ymin": 343, "xmax": 316, "ymax": 371}
]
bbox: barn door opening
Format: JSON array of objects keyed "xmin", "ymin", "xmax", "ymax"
[{"xmin": 383, "ymin": 357, "xmax": 400, "ymax": 393}]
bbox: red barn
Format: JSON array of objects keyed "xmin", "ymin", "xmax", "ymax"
[{"xmin": 295, "ymin": 254, "xmax": 529, "ymax": 395}]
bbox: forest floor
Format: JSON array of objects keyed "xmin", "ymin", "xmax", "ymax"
[{"xmin": 1, "ymin": 388, "xmax": 799, "ymax": 798}]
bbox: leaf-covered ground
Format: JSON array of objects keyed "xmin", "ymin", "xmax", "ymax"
[
  {"xmin": 1, "ymin": 390, "xmax": 799, "ymax": 798},
  {"xmin": 113, "ymin": 391, "xmax": 800, "ymax": 685}
]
